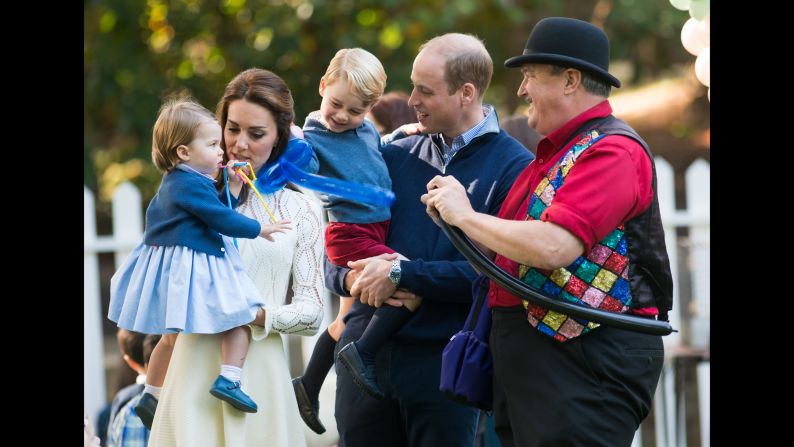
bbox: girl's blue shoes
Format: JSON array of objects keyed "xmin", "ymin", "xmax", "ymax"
[{"xmin": 209, "ymin": 375, "xmax": 258, "ymax": 413}]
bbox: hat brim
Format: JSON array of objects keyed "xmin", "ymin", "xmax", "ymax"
[{"xmin": 504, "ymin": 53, "xmax": 621, "ymax": 88}]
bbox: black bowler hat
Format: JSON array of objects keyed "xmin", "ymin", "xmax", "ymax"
[{"xmin": 505, "ymin": 17, "xmax": 621, "ymax": 88}]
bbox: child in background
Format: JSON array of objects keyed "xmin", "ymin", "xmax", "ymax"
[
  {"xmin": 291, "ymin": 48, "xmax": 421, "ymax": 435},
  {"xmin": 367, "ymin": 91, "xmax": 417, "ymax": 137},
  {"xmin": 105, "ymin": 329, "xmax": 147, "ymax": 444},
  {"xmin": 107, "ymin": 333, "xmax": 162, "ymax": 447},
  {"xmin": 108, "ymin": 97, "xmax": 292, "ymax": 428}
]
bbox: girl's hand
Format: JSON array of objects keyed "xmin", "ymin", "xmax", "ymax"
[
  {"xmin": 225, "ymin": 160, "xmax": 249, "ymax": 184},
  {"xmin": 225, "ymin": 159, "xmax": 250, "ymax": 197},
  {"xmin": 259, "ymin": 220, "xmax": 293, "ymax": 241}
]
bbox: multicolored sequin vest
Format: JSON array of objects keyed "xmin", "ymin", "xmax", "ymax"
[{"xmin": 518, "ymin": 129, "xmax": 633, "ymax": 342}]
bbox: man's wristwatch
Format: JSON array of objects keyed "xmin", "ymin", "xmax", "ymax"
[{"xmin": 388, "ymin": 259, "xmax": 401, "ymax": 286}]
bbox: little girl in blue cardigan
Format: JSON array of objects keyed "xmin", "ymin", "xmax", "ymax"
[{"xmin": 108, "ymin": 97, "xmax": 291, "ymax": 429}]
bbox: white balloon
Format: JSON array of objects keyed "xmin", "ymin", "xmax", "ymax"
[
  {"xmin": 681, "ymin": 18, "xmax": 706, "ymax": 56},
  {"xmin": 670, "ymin": 0, "xmax": 691, "ymax": 11},
  {"xmin": 698, "ymin": 14, "xmax": 710, "ymax": 47},
  {"xmin": 689, "ymin": 0, "xmax": 709, "ymax": 21},
  {"xmin": 695, "ymin": 47, "xmax": 710, "ymax": 87}
]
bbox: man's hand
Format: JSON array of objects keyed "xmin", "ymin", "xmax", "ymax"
[
  {"xmin": 344, "ymin": 252, "xmax": 398, "ymax": 296},
  {"xmin": 420, "ymin": 175, "xmax": 475, "ymax": 227},
  {"xmin": 385, "ymin": 289, "xmax": 423, "ymax": 311},
  {"xmin": 343, "ymin": 268, "xmax": 361, "ymax": 294},
  {"xmin": 349, "ymin": 255, "xmax": 398, "ymax": 308}
]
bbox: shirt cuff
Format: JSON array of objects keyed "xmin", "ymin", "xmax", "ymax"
[{"xmin": 542, "ymin": 202, "xmax": 596, "ymax": 252}]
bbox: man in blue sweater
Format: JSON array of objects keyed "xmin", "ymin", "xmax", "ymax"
[{"xmin": 324, "ymin": 33, "xmax": 534, "ymax": 447}]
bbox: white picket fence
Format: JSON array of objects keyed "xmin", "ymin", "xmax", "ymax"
[{"xmin": 84, "ymin": 157, "xmax": 710, "ymax": 446}]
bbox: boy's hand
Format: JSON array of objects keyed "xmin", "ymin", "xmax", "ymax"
[
  {"xmin": 397, "ymin": 122, "xmax": 425, "ymax": 136},
  {"xmin": 259, "ymin": 220, "xmax": 293, "ymax": 241},
  {"xmin": 290, "ymin": 123, "xmax": 305, "ymax": 139}
]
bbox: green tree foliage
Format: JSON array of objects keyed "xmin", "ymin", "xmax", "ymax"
[{"xmin": 85, "ymin": 0, "xmax": 689, "ymax": 207}]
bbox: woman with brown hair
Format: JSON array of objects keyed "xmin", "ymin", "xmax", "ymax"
[{"xmin": 148, "ymin": 68, "xmax": 325, "ymax": 447}]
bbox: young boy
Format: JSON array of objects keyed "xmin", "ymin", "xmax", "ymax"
[
  {"xmin": 107, "ymin": 332, "xmax": 161, "ymax": 446},
  {"xmin": 291, "ymin": 48, "xmax": 420, "ymax": 434}
]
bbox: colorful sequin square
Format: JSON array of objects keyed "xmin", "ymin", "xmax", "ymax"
[
  {"xmin": 540, "ymin": 184, "xmax": 556, "ymax": 205},
  {"xmin": 528, "ymin": 197, "xmax": 546, "ymax": 220},
  {"xmin": 558, "ymin": 318, "xmax": 586, "ymax": 339},
  {"xmin": 527, "ymin": 303, "xmax": 547, "ymax": 320},
  {"xmin": 537, "ymin": 177, "xmax": 550, "ymax": 193},
  {"xmin": 537, "ymin": 323, "xmax": 556, "ymax": 337},
  {"xmin": 592, "ymin": 269, "xmax": 618, "ymax": 293},
  {"xmin": 588, "ymin": 244, "xmax": 612, "ymax": 264},
  {"xmin": 542, "ymin": 280, "xmax": 562, "ymax": 296},
  {"xmin": 575, "ymin": 260, "xmax": 600, "ymax": 283},
  {"xmin": 602, "ymin": 229, "xmax": 622, "ymax": 249},
  {"xmin": 542, "ymin": 310, "xmax": 567, "ymax": 330},
  {"xmin": 549, "ymin": 269, "xmax": 572, "ymax": 287},
  {"xmin": 603, "ymin": 252, "xmax": 628, "ymax": 274},
  {"xmin": 561, "ymin": 160, "xmax": 574, "ymax": 176},
  {"xmin": 581, "ymin": 287, "xmax": 606, "ymax": 307},
  {"xmin": 616, "ymin": 237, "xmax": 627, "ymax": 255},
  {"xmin": 599, "ymin": 296, "xmax": 625, "ymax": 312},
  {"xmin": 550, "ymin": 169, "xmax": 564, "ymax": 189},
  {"xmin": 609, "ymin": 277, "xmax": 631, "ymax": 304},
  {"xmin": 564, "ymin": 275, "xmax": 588, "ymax": 297},
  {"xmin": 522, "ymin": 269, "xmax": 547, "ymax": 288},
  {"xmin": 527, "ymin": 312, "xmax": 539, "ymax": 326}
]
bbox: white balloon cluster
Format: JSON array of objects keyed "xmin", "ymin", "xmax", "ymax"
[{"xmin": 671, "ymin": 0, "xmax": 710, "ymax": 100}]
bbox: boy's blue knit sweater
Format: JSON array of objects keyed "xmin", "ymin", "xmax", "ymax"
[
  {"xmin": 303, "ymin": 113, "xmax": 392, "ymax": 223},
  {"xmin": 328, "ymin": 129, "xmax": 535, "ymax": 343}
]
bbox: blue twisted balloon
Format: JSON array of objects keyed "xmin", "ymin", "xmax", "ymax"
[{"xmin": 254, "ymin": 138, "xmax": 396, "ymax": 208}]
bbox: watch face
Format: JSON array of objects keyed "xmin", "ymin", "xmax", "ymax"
[{"xmin": 389, "ymin": 260, "xmax": 400, "ymax": 285}]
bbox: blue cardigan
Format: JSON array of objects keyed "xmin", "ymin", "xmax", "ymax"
[
  {"xmin": 325, "ymin": 128, "xmax": 535, "ymax": 343},
  {"xmin": 144, "ymin": 167, "xmax": 261, "ymax": 257}
]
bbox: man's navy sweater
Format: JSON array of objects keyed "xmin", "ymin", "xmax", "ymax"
[{"xmin": 326, "ymin": 130, "xmax": 535, "ymax": 343}]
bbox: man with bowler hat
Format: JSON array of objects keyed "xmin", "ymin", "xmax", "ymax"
[{"xmin": 421, "ymin": 17, "xmax": 673, "ymax": 446}]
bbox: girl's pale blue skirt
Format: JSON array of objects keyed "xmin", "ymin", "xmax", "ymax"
[{"xmin": 108, "ymin": 236, "xmax": 264, "ymax": 334}]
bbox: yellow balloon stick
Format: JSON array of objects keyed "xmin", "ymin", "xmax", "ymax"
[
  {"xmin": 246, "ymin": 161, "xmax": 257, "ymax": 180},
  {"xmin": 235, "ymin": 168, "xmax": 277, "ymax": 224}
]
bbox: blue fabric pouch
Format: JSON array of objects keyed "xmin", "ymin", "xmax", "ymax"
[{"xmin": 439, "ymin": 273, "xmax": 493, "ymax": 411}]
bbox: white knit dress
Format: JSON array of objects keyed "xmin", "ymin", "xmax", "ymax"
[{"xmin": 148, "ymin": 188, "xmax": 325, "ymax": 447}]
